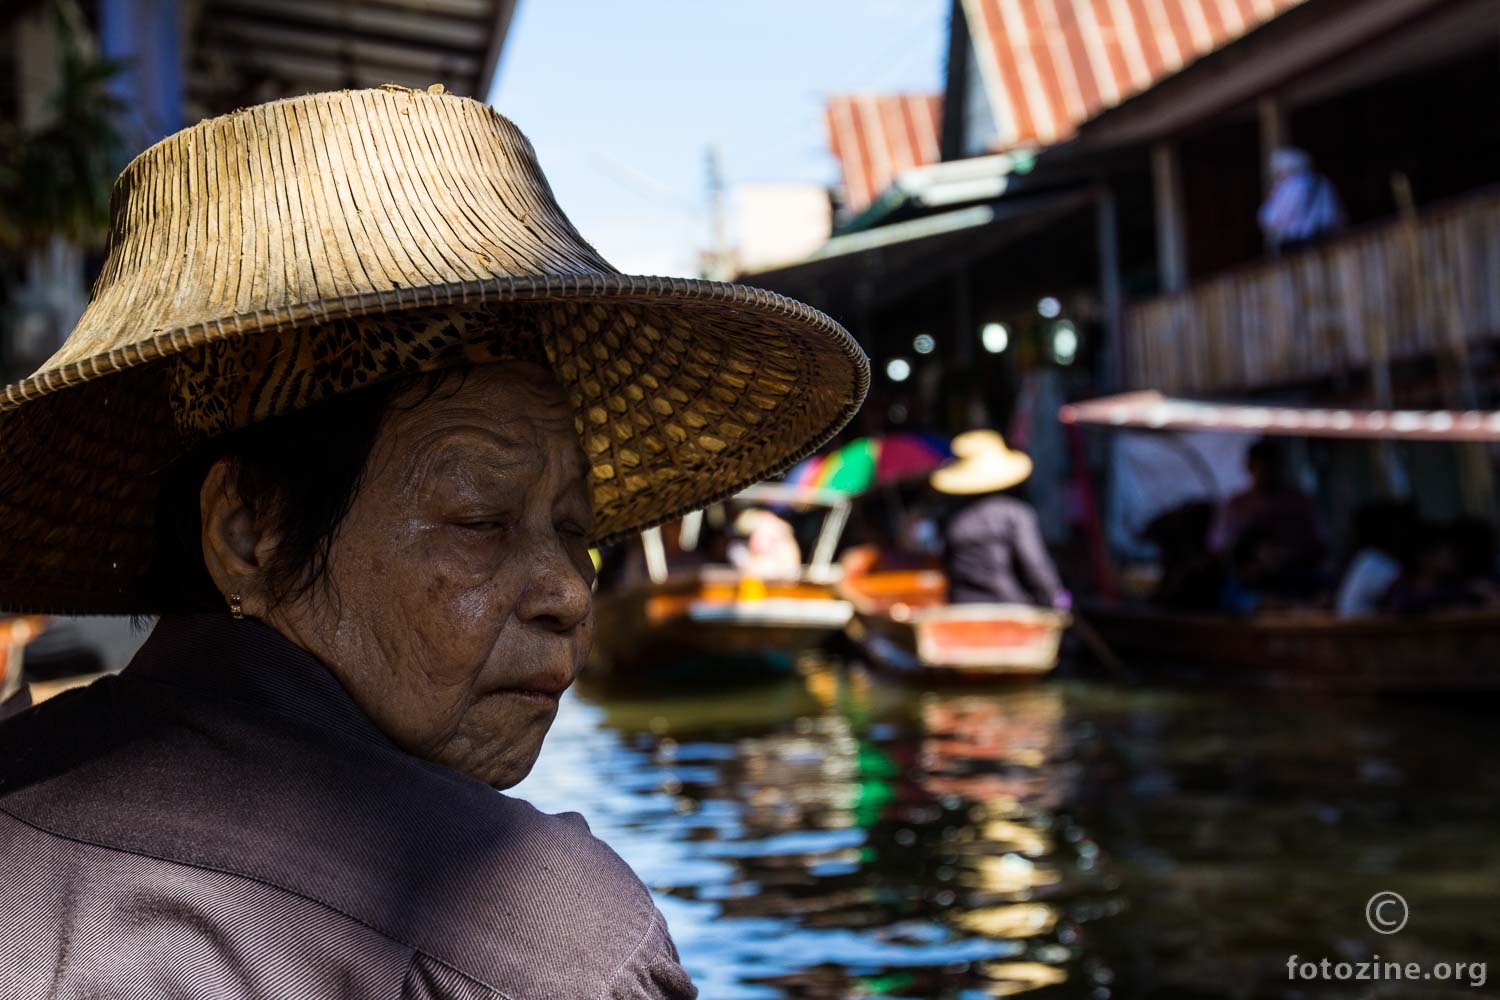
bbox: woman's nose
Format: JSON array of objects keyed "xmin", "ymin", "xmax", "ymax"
[{"xmin": 518, "ymin": 536, "xmax": 594, "ymax": 632}]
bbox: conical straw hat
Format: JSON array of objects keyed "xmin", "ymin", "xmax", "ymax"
[
  {"xmin": 0, "ymin": 86, "xmax": 868, "ymax": 613},
  {"xmin": 929, "ymin": 430, "xmax": 1032, "ymax": 495}
]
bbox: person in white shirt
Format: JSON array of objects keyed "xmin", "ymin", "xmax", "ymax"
[
  {"xmin": 1335, "ymin": 501, "xmax": 1414, "ymax": 617},
  {"xmin": 729, "ymin": 509, "xmax": 804, "ymax": 580},
  {"xmin": 1259, "ymin": 147, "xmax": 1347, "ymax": 254}
]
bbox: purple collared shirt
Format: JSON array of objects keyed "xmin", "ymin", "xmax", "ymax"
[{"xmin": 0, "ymin": 615, "xmax": 695, "ymax": 998}]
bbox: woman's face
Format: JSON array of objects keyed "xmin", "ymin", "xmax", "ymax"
[{"xmin": 269, "ymin": 363, "xmax": 596, "ymax": 788}]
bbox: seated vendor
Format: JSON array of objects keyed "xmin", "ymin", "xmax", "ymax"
[
  {"xmin": 931, "ymin": 431, "xmax": 1067, "ymax": 608},
  {"xmin": 728, "ymin": 509, "xmax": 803, "ymax": 580},
  {"xmin": 1213, "ymin": 438, "xmax": 1326, "ymax": 604}
]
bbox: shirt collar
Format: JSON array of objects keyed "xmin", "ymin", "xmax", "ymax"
[{"xmin": 124, "ymin": 614, "xmax": 397, "ymax": 749}]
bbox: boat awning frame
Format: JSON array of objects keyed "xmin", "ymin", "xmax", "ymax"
[
  {"xmin": 1061, "ymin": 391, "xmax": 1500, "ymax": 442},
  {"xmin": 637, "ymin": 484, "xmax": 852, "ymax": 585}
]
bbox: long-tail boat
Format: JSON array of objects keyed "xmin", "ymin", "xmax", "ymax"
[
  {"xmin": 1072, "ymin": 602, "xmax": 1500, "ymax": 691},
  {"xmin": 1062, "ymin": 392, "xmax": 1500, "ymax": 692},
  {"xmin": 837, "ymin": 546, "xmax": 1069, "ymax": 683}
]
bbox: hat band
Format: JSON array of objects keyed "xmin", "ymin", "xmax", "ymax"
[{"xmin": 169, "ymin": 304, "xmax": 549, "ymax": 436}]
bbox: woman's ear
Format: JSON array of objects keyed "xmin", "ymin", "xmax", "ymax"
[{"xmin": 199, "ymin": 459, "xmax": 281, "ymax": 615}]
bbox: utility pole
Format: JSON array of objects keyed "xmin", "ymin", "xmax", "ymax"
[{"xmin": 704, "ymin": 146, "xmax": 731, "ymax": 280}]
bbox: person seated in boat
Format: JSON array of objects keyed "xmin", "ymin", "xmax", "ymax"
[
  {"xmin": 1212, "ymin": 438, "xmax": 1326, "ymax": 605},
  {"xmin": 728, "ymin": 509, "xmax": 804, "ymax": 580},
  {"xmin": 1384, "ymin": 517, "xmax": 1500, "ymax": 613},
  {"xmin": 856, "ymin": 506, "xmax": 943, "ymax": 573},
  {"xmin": 0, "ymin": 87, "xmax": 870, "ymax": 997},
  {"xmin": 1142, "ymin": 501, "xmax": 1226, "ymax": 612},
  {"xmin": 1449, "ymin": 517, "xmax": 1500, "ymax": 606},
  {"xmin": 930, "ymin": 431, "xmax": 1068, "ymax": 608},
  {"xmin": 1334, "ymin": 501, "xmax": 1416, "ymax": 617}
]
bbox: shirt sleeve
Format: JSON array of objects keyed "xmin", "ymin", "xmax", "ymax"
[
  {"xmin": 404, "ymin": 953, "xmax": 497, "ymax": 1000},
  {"xmin": 1011, "ymin": 504, "xmax": 1064, "ymax": 604},
  {"xmin": 602, "ymin": 908, "xmax": 697, "ymax": 999}
]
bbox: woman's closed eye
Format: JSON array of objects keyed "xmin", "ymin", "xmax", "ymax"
[{"xmin": 453, "ymin": 515, "xmax": 517, "ymax": 533}]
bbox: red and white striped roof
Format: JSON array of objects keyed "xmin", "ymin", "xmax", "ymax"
[
  {"xmin": 824, "ymin": 93, "xmax": 943, "ymax": 214},
  {"xmin": 961, "ymin": 0, "xmax": 1307, "ymax": 150}
]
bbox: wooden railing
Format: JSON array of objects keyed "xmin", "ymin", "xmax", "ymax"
[{"xmin": 1125, "ymin": 188, "xmax": 1500, "ymax": 395}]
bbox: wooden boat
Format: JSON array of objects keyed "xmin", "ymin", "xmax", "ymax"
[
  {"xmin": 1079, "ymin": 601, "xmax": 1500, "ymax": 692},
  {"xmin": 1060, "ymin": 391, "xmax": 1500, "ymax": 693},
  {"xmin": 837, "ymin": 548, "xmax": 1069, "ymax": 683},
  {"xmin": 0, "ymin": 616, "xmax": 48, "ymax": 715},
  {"xmin": 588, "ymin": 484, "xmax": 854, "ymax": 685}
]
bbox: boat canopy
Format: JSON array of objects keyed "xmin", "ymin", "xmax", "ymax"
[
  {"xmin": 637, "ymin": 483, "xmax": 852, "ymax": 585},
  {"xmin": 1060, "ymin": 391, "xmax": 1500, "ymax": 442}
]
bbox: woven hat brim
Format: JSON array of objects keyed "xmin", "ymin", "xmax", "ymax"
[
  {"xmin": 930, "ymin": 452, "xmax": 1033, "ymax": 495},
  {"xmin": 0, "ymin": 275, "xmax": 869, "ymax": 614}
]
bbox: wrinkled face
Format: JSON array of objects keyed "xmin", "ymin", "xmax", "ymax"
[{"xmin": 269, "ymin": 363, "xmax": 596, "ymax": 788}]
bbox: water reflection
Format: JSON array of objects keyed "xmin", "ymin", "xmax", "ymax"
[{"xmin": 514, "ymin": 667, "xmax": 1500, "ymax": 998}]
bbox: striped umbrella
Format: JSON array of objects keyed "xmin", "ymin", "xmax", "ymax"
[{"xmin": 785, "ymin": 433, "xmax": 951, "ymax": 495}]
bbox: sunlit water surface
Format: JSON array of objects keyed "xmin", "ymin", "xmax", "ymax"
[{"xmin": 514, "ymin": 664, "xmax": 1500, "ymax": 998}]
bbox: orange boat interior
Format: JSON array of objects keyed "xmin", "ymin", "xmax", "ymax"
[
  {"xmin": 927, "ymin": 618, "xmax": 1055, "ymax": 650},
  {"xmin": 646, "ymin": 579, "xmax": 837, "ymax": 624},
  {"xmin": 840, "ymin": 546, "xmax": 946, "ymax": 612},
  {"xmin": 842, "ymin": 548, "xmax": 1057, "ymax": 652}
]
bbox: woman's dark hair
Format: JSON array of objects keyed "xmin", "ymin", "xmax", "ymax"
[
  {"xmin": 1246, "ymin": 437, "xmax": 1285, "ymax": 489},
  {"xmin": 1447, "ymin": 516, "xmax": 1499, "ymax": 580},
  {"xmin": 147, "ymin": 370, "xmax": 461, "ymax": 613},
  {"xmin": 1351, "ymin": 500, "xmax": 1417, "ymax": 560}
]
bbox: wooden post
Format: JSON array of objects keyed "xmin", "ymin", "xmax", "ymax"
[
  {"xmin": 950, "ymin": 268, "xmax": 980, "ymax": 428},
  {"xmin": 1257, "ymin": 96, "xmax": 1287, "ymax": 193},
  {"xmin": 1258, "ymin": 96, "xmax": 1289, "ymax": 257},
  {"xmin": 852, "ymin": 277, "xmax": 876, "ymax": 352},
  {"xmin": 1096, "ymin": 185, "xmax": 1124, "ymax": 391},
  {"xmin": 1391, "ymin": 174, "xmax": 1494, "ymax": 516},
  {"xmin": 951, "ymin": 268, "xmax": 974, "ymax": 365},
  {"xmin": 1151, "ymin": 142, "xmax": 1188, "ymax": 292}
]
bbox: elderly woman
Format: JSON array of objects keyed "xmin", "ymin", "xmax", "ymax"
[{"xmin": 0, "ymin": 87, "xmax": 866, "ymax": 997}]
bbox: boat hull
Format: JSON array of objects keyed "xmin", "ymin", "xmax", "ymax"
[
  {"xmin": 1081, "ymin": 603, "xmax": 1500, "ymax": 692},
  {"xmin": 847, "ymin": 603, "xmax": 1069, "ymax": 683},
  {"xmin": 835, "ymin": 555, "xmax": 1068, "ymax": 683},
  {"xmin": 589, "ymin": 572, "xmax": 852, "ymax": 685}
]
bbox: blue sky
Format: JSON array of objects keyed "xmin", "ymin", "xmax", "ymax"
[{"xmin": 490, "ymin": 0, "xmax": 949, "ymax": 275}]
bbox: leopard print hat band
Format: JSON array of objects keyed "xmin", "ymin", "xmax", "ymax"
[{"xmin": 170, "ymin": 305, "xmax": 549, "ymax": 436}]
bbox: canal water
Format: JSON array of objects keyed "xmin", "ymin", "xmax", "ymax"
[{"xmin": 515, "ymin": 664, "xmax": 1500, "ymax": 998}]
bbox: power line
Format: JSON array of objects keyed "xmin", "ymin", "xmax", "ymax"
[{"xmin": 833, "ymin": 1, "xmax": 948, "ymax": 93}]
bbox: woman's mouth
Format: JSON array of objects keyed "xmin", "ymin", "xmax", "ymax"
[{"xmin": 494, "ymin": 674, "xmax": 572, "ymax": 703}]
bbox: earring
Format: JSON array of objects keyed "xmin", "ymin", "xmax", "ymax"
[{"xmin": 226, "ymin": 592, "xmax": 244, "ymax": 619}]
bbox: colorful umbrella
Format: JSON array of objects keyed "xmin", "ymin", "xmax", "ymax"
[{"xmin": 785, "ymin": 433, "xmax": 951, "ymax": 495}]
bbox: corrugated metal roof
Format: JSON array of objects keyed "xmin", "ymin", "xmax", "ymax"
[
  {"xmin": 961, "ymin": 0, "xmax": 1307, "ymax": 150},
  {"xmin": 188, "ymin": 0, "xmax": 517, "ymax": 119},
  {"xmin": 824, "ymin": 93, "xmax": 943, "ymax": 214}
]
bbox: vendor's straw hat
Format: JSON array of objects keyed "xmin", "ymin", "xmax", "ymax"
[
  {"xmin": 0, "ymin": 86, "xmax": 868, "ymax": 613},
  {"xmin": 929, "ymin": 430, "xmax": 1033, "ymax": 496}
]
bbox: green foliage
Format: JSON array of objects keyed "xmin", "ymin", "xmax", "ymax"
[{"xmin": 0, "ymin": 24, "xmax": 127, "ymax": 251}]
